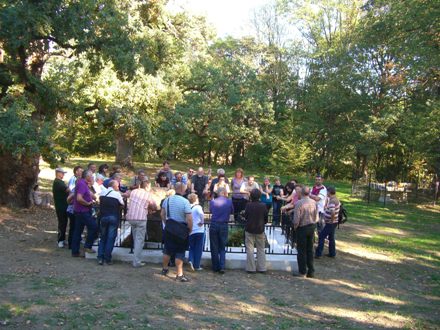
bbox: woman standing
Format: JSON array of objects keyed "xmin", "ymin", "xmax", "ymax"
[
  {"xmin": 187, "ymin": 193, "xmax": 205, "ymax": 271},
  {"xmin": 96, "ymin": 164, "xmax": 109, "ymax": 183},
  {"xmin": 231, "ymin": 168, "xmax": 246, "ymax": 223},
  {"xmin": 244, "ymin": 189, "xmax": 268, "ymax": 273},
  {"xmin": 260, "ymin": 177, "xmax": 273, "ymax": 223}
]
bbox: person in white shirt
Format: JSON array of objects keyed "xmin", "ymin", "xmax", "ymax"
[
  {"xmin": 187, "ymin": 193, "xmax": 205, "ymax": 271},
  {"xmin": 68, "ymin": 166, "xmax": 83, "ymax": 191},
  {"xmin": 310, "ymin": 175, "xmax": 328, "ymax": 231}
]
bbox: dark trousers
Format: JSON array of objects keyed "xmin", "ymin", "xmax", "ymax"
[
  {"xmin": 56, "ymin": 207, "xmax": 69, "ymax": 242},
  {"xmin": 296, "ymin": 224, "xmax": 315, "ymax": 276},
  {"xmin": 71, "ymin": 211, "xmax": 97, "ymax": 255},
  {"xmin": 232, "ymin": 198, "xmax": 247, "ymax": 223},
  {"xmin": 272, "ymin": 200, "xmax": 282, "ymax": 225},
  {"xmin": 264, "ymin": 203, "xmax": 272, "ymax": 223},
  {"xmin": 209, "ymin": 222, "xmax": 228, "ymax": 271},
  {"xmin": 188, "ymin": 232, "xmax": 205, "ymax": 269},
  {"xmin": 316, "ymin": 223, "xmax": 337, "ymax": 257},
  {"xmin": 98, "ymin": 215, "xmax": 119, "ymax": 262},
  {"xmin": 67, "ymin": 212, "xmax": 76, "ymax": 249}
]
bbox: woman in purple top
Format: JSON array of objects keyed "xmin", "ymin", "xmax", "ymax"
[
  {"xmin": 231, "ymin": 168, "xmax": 246, "ymax": 223},
  {"xmin": 71, "ymin": 170, "xmax": 98, "ymax": 257}
]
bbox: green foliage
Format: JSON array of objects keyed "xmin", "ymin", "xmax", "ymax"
[{"xmin": 0, "ymin": 0, "xmax": 439, "ymax": 207}]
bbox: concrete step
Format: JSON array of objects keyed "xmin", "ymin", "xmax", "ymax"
[{"xmin": 86, "ymin": 247, "xmax": 298, "ymax": 272}]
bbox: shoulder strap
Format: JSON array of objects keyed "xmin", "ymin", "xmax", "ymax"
[{"xmin": 166, "ymin": 196, "xmax": 172, "ymax": 219}]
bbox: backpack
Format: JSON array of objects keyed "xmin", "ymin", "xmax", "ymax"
[{"xmin": 338, "ymin": 203, "xmax": 348, "ymax": 228}]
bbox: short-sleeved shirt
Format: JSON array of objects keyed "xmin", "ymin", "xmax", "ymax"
[
  {"xmin": 272, "ymin": 184, "xmax": 284, "ymax": 197},
  {"xmin": 240, "ymin": 182, "xmax": 260, "ymax": 200},
  {"xmin": 52, "ymin": 178, "xmax": 68, "ymax": 211},
  {"xmin": 68, "ymin": 175, "xmax": 77, "ymax": 191},
  {"xmin": 192, "ymin": 175, "xmax": 209, "ymax": 195},
  {"xmin": 73, "ymin": 178, "xmax": 93, "ymax": 213},
  {"xmin": 231, "ymin": 178, "xmax": 246, "ymax": 199},
  {"xmin": 311, "ymin": 185, "xmax": 327, "ymax": 213},
  {"xmin": 156, "ymin": 177, "xmax": 170, "ymax": 188},
  {"xmin": 210, "ymin": 196, "xmax": 234, "ymax": 223},
  {"xmin": 130, "ymin": 176, "xmax": 143, "ymax": 188},
  {"xmin": 163, "ymin": 195, "xmax": 191, "ymax": 223},
  {"xmin": 210, "ymin": 177, "xmax": 230, "ymax": 194},
  {"xmin": 190, "ymin": 204, "xmax": 205, "ymax": 235},
  {"xmin": 171, "ymin": 176, "xmax": 188, "ymax": 186},
  {"xmin": 126, "ymin": 189, "xmax": 153, "ymax": 221},
  {"xmin": 324, "ymin": 196, "xmax": 340, "ymax": 224}
]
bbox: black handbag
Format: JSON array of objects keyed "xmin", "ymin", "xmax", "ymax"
[{"xmin": 164, "ymin": 197, "xmax": 189, "ymax": 244}]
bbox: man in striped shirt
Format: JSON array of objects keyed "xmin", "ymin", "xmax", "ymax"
[
  {"xmin": 315, "ymin": 186, "xmax": 340, "ymax": 258},
  {"xmin": 126, "ymin": 180, "xmax": 157, "ymax": 268}
]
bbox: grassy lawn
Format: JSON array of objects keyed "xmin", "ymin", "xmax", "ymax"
[{"xmin": 0, "ymin": 157, "xmax": 438, "ymax": 329}]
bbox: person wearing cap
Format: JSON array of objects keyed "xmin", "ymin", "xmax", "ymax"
[
  {"xmin": 126, "ymin": 179, "xmax": 157, "ymax": 268},
  {"xmin": 52, "ymin": 168, "xmax": 70, "ymax": 248}
]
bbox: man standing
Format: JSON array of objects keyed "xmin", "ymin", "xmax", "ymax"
[
  {"xmin": 97, "ymin": 180, "xmax": 124, "ymax": 265},
  {"xmin": 157, "ymin": 161, "xmax": 173, "ymax": 182},
  {"xmin": 209, "ymin": 187, "xmax": 234, "ymax": 274},
  {"xmin": 191, "ymin": 167, "xmax": 209, "ymax": 206},
  {"xmin": 293, "ymin": 186, "xmax": 318, "ymax": 278},
  {"xmin": 52, "ymin": 168, "xmax": 69, "ymax": 248},
  {"xmin": 209, "ymin": 169, "xmax": 230, "ymax": 197},
  {"xmin": 129, "ymin": 169, "xmax": 146, "ymax": 190},
  {"xmin": 161, "ymin": 182, "xmax": 193, "ymax": 282},
  {"xmin": 126, "ymin": 179, "xmax": 157, "ymax": 268},
  {"xmin": 71, "ymin": 170, "xmax": 98, "ymax": 257},
  {"xmin": 315, "ymin": 186, "xmax": 340, "ymax": 258},
  {"xmin": 309, "ymin": 174, "xmax": 327, "ymax": 229},
  {"xmin": 240, "ymin": 175, "xmax": 260, "ymax": 200},
  {"xmin": 244, "ymin": 189, "xmax": 268, "ymax": 273},
  {"xmin": 68, "ymin": 166, "xmax": 83, "ymax": 191}
]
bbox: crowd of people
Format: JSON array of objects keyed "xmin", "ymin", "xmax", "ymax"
[{"xmin": 50, "ymin": 161, "xmax": 341, "ymax": 281}]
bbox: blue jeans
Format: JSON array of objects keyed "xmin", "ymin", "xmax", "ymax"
[
  {"xmin": 209, "ymin": 222, "xmax": 228, "ymax": 271},
  {"xmin": 315, "ymin": 223, "xmax": 337, "ymax": 257},
  {"xmin": 188, "ymin": 232, "xmax": 205, "ymax": 269},
  {"xmin": 98, "ymin": 215, "xmax": 119, "ymax": 262},
  {"xmin": 72, "ymin": 211, "xmax": 97, "ymax": 255},
  {"xmin": 272, "ymin": 200, "xmax": 282, "ymax": 225}
]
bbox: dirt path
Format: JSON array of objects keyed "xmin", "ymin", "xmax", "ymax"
[{"xmin": 0, "ymin": 206, "xmax": 438, "ymax": 329}]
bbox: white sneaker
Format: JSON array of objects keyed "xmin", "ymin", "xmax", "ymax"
[
  {"xmin": 188, "ymin": 261, "xmax": 195, "ymax": 271},
  {"xmin": 57, "ymin": 241, "xmax": 64, "ymax": 248}
]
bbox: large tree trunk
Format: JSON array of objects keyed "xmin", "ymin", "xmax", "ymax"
[
  {"xmin": 115, "ymin": 133, "xmax": 134, "ymax": 168},
  {"xmin": 0, "ymin": 152, "xmax": 40, "ymax": 207}
]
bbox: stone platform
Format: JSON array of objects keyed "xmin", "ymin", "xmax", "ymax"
[{"xmin": 86, "ymin": 247, "xmax": 298, "ymax": 272}]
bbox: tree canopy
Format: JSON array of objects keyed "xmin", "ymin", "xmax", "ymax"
[{"xmin": 0, "ymin": 0, "xmax": 438, "ymax": 206}]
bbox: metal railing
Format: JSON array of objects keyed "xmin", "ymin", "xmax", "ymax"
[
  {"xmin": 103, "ymin": 212, "xmax": 296, "ymax": 255},
  {"xmin": 93, "ymin": 194, "xmax": 297, "ymax": 255}
]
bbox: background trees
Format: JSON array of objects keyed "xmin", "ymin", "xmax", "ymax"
[{"xmin": 0, "ymin": 0, "xmax": 438, "ymax": 206}]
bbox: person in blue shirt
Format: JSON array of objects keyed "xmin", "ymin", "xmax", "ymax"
[{"xmin": 209, "ymin": 187, "xmax": 234, "ymax": 274}]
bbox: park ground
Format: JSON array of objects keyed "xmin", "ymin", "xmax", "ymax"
[{"xmin": 0, "ymin": 157, "xmax": 439, "ymax": 329}]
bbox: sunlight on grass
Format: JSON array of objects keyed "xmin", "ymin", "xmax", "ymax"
[{"xmin": 313, "ymin": 305, "xmax": 412, "ymax": 328}]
